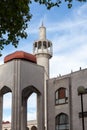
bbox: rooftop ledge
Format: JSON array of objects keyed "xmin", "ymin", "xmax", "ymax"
[{"xmin": 4, "ymin": 51, "xmax": 36, "ymax": 64}]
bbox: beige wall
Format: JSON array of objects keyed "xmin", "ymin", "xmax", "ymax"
[
  {"xmin": 0, "ymin": 59, "xmax": 44, "ymax": 130},
  {"xmin": 47, "ymin": 69, "xmax": 87, "ymax": 130}
]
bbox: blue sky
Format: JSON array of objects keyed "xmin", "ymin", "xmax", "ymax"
[{"xmin": 1, "ymin": 1, "xmax": 87, "ymax": 121}]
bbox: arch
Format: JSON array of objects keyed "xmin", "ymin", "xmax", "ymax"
[
  {"xmin": 0, "ymin": 87, "xmax": 12, "ymax": 130},
  {"xmin": 22, "ymin": 85, "xmax": 41, "ymax": 100},
  {"xmin": 21, "ymin": 86, "xmax": 43, "ymax": 130},
  {"xmin": 38, "ymin": 41, "xmax": 42, "ymax": 49},
  {"xmin": 55, "ymin": 113, "xmax": 69, "ymax": 130},
  {"xmin": 43, "ymin": 41, "xmax": 47, "ymax": 49},
  {"xmin": 55, "ymin": 87, "xmax": 68, "ymax": 105},
  {"xmin": 31, "ymin": 126, "xmax": 37, "ymax": 130},
  {"xmin": 0, "ymin": 86, "xmax": 12, "ymax": 95}
]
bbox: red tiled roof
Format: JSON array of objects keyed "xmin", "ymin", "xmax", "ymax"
[
  {"xmin": 2, "ymin": 121, "xmax": 10, "ymax": 124},
  {"xmin": 4, "ymin": 51, "xmax": 36, "ymax": 63}
]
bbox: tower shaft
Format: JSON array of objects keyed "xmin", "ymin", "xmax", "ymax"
[
  {"xmin": 36, "ymin": 54, "xmax": 50, "ymax": 79},
  {"xmin": 33, "ymin": 24, "xmax": 53, "ymax": 130}
]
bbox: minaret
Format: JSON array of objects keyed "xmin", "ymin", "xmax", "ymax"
[
  {"xmin": 33, "ymin": 23, "xmax": 52, "ymax": 79},
  {"xmin": 33, "ymin": 23, "xmax": 53, "ymax": 130}
]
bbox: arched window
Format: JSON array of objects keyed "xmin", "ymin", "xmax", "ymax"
[
  {"xmin": 43, "ymin": 41, "xmax": 47, "ymax": 49},
  {"xmin": 38, "ymin": 41, "xmax": 42, "ymax": 49},
  {"xmin": 55, "ymin": 88, "xmax": 68, "ymax": 105},
  {"xmin": 55, "ymin": 113, "xmax": 69, "ymax": 130}
]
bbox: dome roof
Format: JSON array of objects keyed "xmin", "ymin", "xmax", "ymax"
[{"xmin": 4, "ymin": 51, "xmax": 36, "ymax": 63}]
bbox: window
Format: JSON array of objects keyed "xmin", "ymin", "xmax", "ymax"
[
  {"xmin": 38, "ymin": 41, "xmax": 42, "ymax": 49},
  {"xmin": 55, "ymin": 88, "xmax": 68, "ymax": 105},
  {"xmin": 43, "ymin": 41, "xmax": 47, "ymax": 49},
  {"xmin": 55, "ymin": 113, "xmax": 69, "ymax": 130}
]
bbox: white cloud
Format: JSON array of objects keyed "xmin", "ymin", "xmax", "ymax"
[
  {"xmin": 27, "ymin": 111, "xmax": 36, "ymax": 121},
  {"xmin": 27, "ymin": 93, "xmax": 37, "ymax": 109},
  {"xmin": 3, "ymin": 93, "xmax": 12, "ymax": 122},
  {"xmin": 49, "ymin": 3, "xmax": 87, "ymax": 77},
  {"xmin": 0, "ymin": 61, "xmax": 3, "ymax": 65},
  {"xmin": 3, "ymin": 93, "xmax": 37, "ymax": 121},
  {"xmin": 27, "ymin": 93, "xmax": 37, "ymax": 120},
  {"xmin": 3, "ymin": 115, "xmax": 11, "ymax": 122},
  {"xmin": 46, "ymin": 4, "xmax": 87, "ymax": 34},
  {"xmin": 3, "ymin": 93, "xmax": 12, "ymax": 109},
  {"xmin": 75, "ymin": 3, "xmax": 87, "ymax": 19}
]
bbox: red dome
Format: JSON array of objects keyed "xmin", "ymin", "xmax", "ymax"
[{"xmin": 4, "ymin": 51, "xmax": 36, "ymax": 63}]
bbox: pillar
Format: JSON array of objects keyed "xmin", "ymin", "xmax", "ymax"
[
  {"xmin": 11, "ymin": 60, "xmax": 22, "ymax": 130},
  {"xmin": 11, "ymin": 90, "xmax": 21, "ymax": 130},
  {"xmin": 21, "ymin": 98, "xmax": 27, "ymax": 130},
  {"xmin": 37, "ymin": 94, "xmax": 44, "ymax": 130}
]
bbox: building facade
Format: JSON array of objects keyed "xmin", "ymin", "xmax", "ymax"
[
  {"xmin": 2, "ymin": 120, "xmax": 37, "ymax": 130},
  {"xmin": 1, "ymin": 24, "xmax": 87, "ymax": 130},
  {"xmin": 47, "ymin": 69, "xmax": 87, "ymax": 130},
  {"xmin": 0, "ymin": 51, "xmax": 44, "ymax": 130}
]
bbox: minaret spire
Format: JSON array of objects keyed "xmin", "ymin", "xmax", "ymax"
[
  {"xmin": 33, "ymin": 24, "xmax": 53, "ymax": 130},
  {"xmin": 41, "ymin": 21, "xmax": 44, "ymax": 27},
  {"xmin": 39, "ymin": 23, "xmax": 46, "ymax": 40}
]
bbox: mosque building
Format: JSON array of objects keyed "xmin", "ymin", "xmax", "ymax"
[{"xmin": 1, "ymin": 24, "xmax": 87, "ymax": 130}]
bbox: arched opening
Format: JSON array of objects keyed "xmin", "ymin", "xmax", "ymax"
[
  {"xmin": 22, "ymin": 86, "xmax": 41, "ymax": 130},
  {"xmin": 0, "ymin": 86, "xmax": 12, "ymax": 130},
  {"xmin": 55, "ymin": 113, "xmax": 69, "ymax": 130},
  {"xmin": 43, "ymin": 41, "xmax": 47, "ymax": 49},
  {"xmin": 38, "ymin": 41, "xmax": 42, "ymax": 49},
  {"xmin": 3, "ymin": 93, "xmax": 12, "ymax": 122},
  {"xmin": 48, "ymin": 41, "xmax": 52, "ymax": 54},
  {"xmin": 34, "ymin": 42, "xmax": 38, "ymax": 53},
  {"xmin": 27, "ymin": 93, "xmax": 37, "ymax": 129}
]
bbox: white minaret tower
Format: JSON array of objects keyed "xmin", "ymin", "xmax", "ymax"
[{"xmin": 33, "ymin": 23, "xmax": 53, "ymax": 130}]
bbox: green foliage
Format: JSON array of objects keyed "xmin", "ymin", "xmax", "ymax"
[
  {"xmin": 0, "ymin": 0, "xmax": 87, "ymax": 56},
  {"xmin": 0, "ymin": 0, "xmax": 32, "ymax": 51},
  {"xmin": 34, "ymin": 0, "xmax": 87, "ymax": 9}
]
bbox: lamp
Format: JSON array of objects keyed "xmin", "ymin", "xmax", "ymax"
[{"xmin": 77, "ymin": 86, "xmax": 85, "ymax": 130}]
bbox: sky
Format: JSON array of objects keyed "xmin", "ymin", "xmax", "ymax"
[{"xmin": 1, "ymin": 1, "xmax": 87, "ymax": 122}]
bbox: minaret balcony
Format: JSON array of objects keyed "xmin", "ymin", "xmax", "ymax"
[
  {"xmin": 34, "ymin": 48, "xmax": 52, "ymax": 57},
  {"xmin": 33, "ymin": 40, "xmax": 53, "ymax": 57}
]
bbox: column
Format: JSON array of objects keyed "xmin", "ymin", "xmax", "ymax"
[
  {"xmin": 21, "ymin": 98, "xmax": 27, "ymax": 130},
  {"xmin": 37, "ymin": 94, "xmax": 44, "ymax": 130},
  {"xmin": 11, "ymin": 90, "xmax": 21, "ymax": 130},
  {"xmin": 11, "ymin": 60, "xmax": 21, "ymax": 130}
]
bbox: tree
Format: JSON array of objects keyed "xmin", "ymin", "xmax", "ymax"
[
  {"xmin": 0, "ymin": 0, "xmax": 31, "ymax": 56},
  {"xmin": 0, "ymin": 0, "xmax": 86, "ymax": 56}
]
